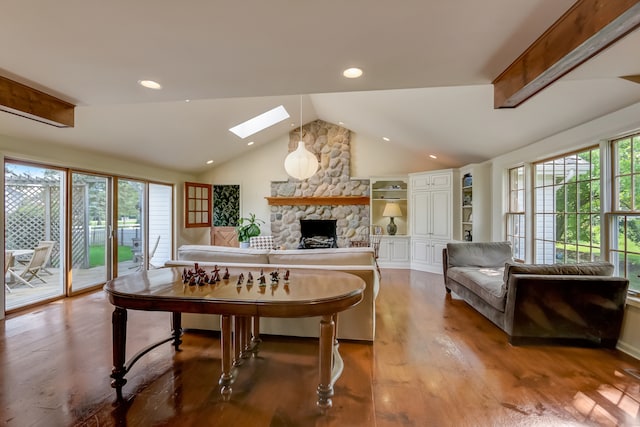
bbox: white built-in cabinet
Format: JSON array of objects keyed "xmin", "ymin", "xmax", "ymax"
[
  {"xmin": 369, "ymin": 169, "xmax": 457, "ymax": 271},
  {"xmin": 409, "ymin": 170, "xmax": 456, "ymax": 272},
  {"xmin": 377, "ymin": 236, "xmax": 411, "ymax": 268},
  {"xmin": 370, "ymin": 176, "xmax": 410, "ymax": 268}
]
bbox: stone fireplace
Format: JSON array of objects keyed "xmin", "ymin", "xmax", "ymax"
[{"xmin": 269, "ymin": 120, "xmax": 369, "ymax": 249}]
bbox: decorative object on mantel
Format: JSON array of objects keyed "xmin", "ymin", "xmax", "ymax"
[
  {"xmin": 284, "ymin": 95, "xmax": 318, "ymax": 180},
  {"xmin": 382, "ymin": 202, "xmax": 402, "ymax": 236}
]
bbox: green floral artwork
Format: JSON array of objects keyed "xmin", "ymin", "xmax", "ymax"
[{"xmin": 213, "ymin": 185, "xmax": 240, "ymax": 226}]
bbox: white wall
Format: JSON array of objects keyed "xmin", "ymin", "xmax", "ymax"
[{"xmin": 197, "ymin": 129, "xmax": 438, "ymax": 238}]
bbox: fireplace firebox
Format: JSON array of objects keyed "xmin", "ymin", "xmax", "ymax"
[{"xmin": 298, "ymin": 219, "xmax": 338, "ymax": 249}]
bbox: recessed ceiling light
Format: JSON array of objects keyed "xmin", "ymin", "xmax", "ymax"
[
  {"xmin": 338, "ymin": 121, "xmax": 345, "ymax": 125},
  {"xmin": 138, "ymin": 80, "xmax": 162, "ymax": 90},
  {"xmin": 343, "ymin": 68, "xmax": 363, "ymax": 78},
  {"xmin": 247, "ymin": 141, "xmax": 255, "ymax": 146},
  {"xmin": 229, "ymin": 105, "xmax": 290, "ymax": 139},
  {"xmin": 382, "ymin": 137, "xmax": 390, "ymax": 142},
  {"xmin": 185, "ymin": 99, "xmax": 191, "ymax": 103},
  {"xmin": 206, "ymin": 160, "xmax": 214, "ymax": 164},
  {"xmin": 429, "ymin": 154, "xmax": 438, "ymax": 159}
]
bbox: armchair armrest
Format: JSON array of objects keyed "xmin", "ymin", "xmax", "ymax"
[{"xmin": 504, "ymin": 274, "xmax": 629, "ymax": 347}]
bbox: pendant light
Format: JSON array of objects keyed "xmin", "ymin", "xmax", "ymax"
[{"xmin": 284, "ymin": 96, "xmax": 318, "ymax": 180}]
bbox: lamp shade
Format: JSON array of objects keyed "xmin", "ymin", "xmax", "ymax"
[
  {"xmin": 382, "ymin": 202, "xmax": 402, "ymax": 217},
  {"xmin": 284, "ymin": 140, "xmax": 318, "ymax": 180}
]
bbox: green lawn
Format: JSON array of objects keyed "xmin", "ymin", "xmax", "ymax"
[{"xmin": 89, "ymin": 245, "xmax": 133, "ymax": 267}]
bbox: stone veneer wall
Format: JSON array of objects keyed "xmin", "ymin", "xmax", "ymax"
[{"xmin": 270, "ymin": 120, "xmax": 370, "ymax": 249}]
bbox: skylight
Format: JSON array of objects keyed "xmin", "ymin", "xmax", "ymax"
[{"xmin": 229, "ymin": 105, "xmax": 290, "ymax": 139}]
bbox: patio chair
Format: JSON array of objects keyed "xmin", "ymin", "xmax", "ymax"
[
  {"xmin": 5, "ymin": 251, "xmax": 37, "ymax": 291},
  {"xmin": 148, "ymin": 235, "xmax": 162, "ymax": 269},
  {"xmin": 36, "ymin": 241, "xmax": 56, "ymax": 275},
  {"xmin": 130, "ymin": 235, "xmax": 161, "ymax": 270},
  {"xmin": 5, "ymin": 252, "xmax": 14, "ymax": 293},
  {"xmin": 15, "ymin": 245, "xmax": 50, "ymax": 284}
]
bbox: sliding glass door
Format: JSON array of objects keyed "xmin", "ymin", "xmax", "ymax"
[
  {"xmin": 116, "ymin": 179, "xmax": 145, "ymax": 276},
  {"xmin": 5, "ymin": 163, "xmax": 65, "ymax": 310},
  {"xmin": 148, "ymin": 183, "xmax": 173, "ymax": 268},
  {"xmin": 5, "ymin": 161, "xmax": 173, "ymax": 311},
  {"xmin": 70, "ymin": 172, "xmax": 111, "ymax": 292}
]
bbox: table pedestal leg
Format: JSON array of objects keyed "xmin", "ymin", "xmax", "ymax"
[
  {"xmin": 242, "ymin": 316, "xmax": 252, "ymax": 359},
  {"xmin": 251, "ymin": 316, "xmax": 261, "ymax": 357},
  {"xmin": 110, "ymin": 307, "xmax": 127, "ymax": 400},
  {"xmin": 171, "ymin": 312, "xmax": 182, "ymax": 351},
  {"xmin": 219, "ymin": 314, "xmax": 233, "ymax": 399},
  {"xmin": 233, "ymin": 316, "xmax": 243, "ymax": 367},
  {"xmin": 317, "ymin": 314, "xmax": 335, "ymax": 410}
]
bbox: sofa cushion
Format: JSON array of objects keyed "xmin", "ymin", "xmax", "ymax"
[
  {"xmin": 177, "ymin": 245, "xmax": 270, "ymax": 264},
  {"xmin": 503, "ymin": 261, "xmax": 614, "ymax": 285},
  {"xmin": 447, "ymin": 266, "xmax": 506, "ymax": 311},
  {"xmin": 268, "ymin": 247, "xmax": 374, "ymax": 266},
  {"xmin": 447, "ymin": 242, "xmax": 513, "ymax": 268}
]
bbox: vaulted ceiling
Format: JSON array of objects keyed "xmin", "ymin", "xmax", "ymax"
[{"xmin": 1, "ymin": 1, "xmax": 640, "ymax": 173}]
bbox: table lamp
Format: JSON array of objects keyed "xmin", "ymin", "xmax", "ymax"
[{"xmin": 382, "ymin": 202, "xmax": 402, "ymax": 235}]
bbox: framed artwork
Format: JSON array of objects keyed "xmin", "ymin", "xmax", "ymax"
[{"xmin": 213, "ymin": 184, "xmax": 240, "ymax": 226}]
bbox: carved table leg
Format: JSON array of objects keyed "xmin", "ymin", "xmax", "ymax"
[
  {"xmin": 242, "ymin": 316, "xmax": 252, "ymax": 359},
  {"xmin": 219, "ymin": 314, "xmax": 233, "ymax": 399},
  {"xmin": 233, "ymin": 316, "xmax": 243, "ymax": 367},
  {"xmin": 171, "ymin": 311, "xmax": 182, "ymax": 351},
  {"xmin": 317, "ymin": 314, "xmax": 335, "ymax": 410},
  {"xmin": 251, "ymin": 316, "xmax": 261, "ymax": 357},
  {"xmin": 110, "ymin": 307, "xmax": 127, "ymax": 400}
]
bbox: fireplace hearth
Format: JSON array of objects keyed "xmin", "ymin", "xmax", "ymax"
[{"xmin": 298, "ymin": 219, "xmax": 338, "ymax": 249}]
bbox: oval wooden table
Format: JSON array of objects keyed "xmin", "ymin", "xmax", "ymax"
[{"xmin": 104, "ymin": 266, "xmax": 365, "ymax": 409}]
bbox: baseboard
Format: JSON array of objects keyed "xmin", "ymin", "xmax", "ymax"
[{"xmin": 617, "ymin": 339, "xmax": 640, "ymax": 361}]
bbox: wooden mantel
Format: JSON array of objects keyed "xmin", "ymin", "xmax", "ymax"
[{"xmin": 265, "ymin": 196, "xmax": 370, "ymax": 206}]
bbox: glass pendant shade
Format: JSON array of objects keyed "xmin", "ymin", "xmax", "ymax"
[{"xmin": 284, "ymin": 140, "xmax": 318, "ymax": 180}]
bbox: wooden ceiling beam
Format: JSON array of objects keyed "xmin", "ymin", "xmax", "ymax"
[
  {"xmin": 492, "ymin": 0, "xmax": 640, "ymax": 108},
  {"xmin": 0, "ymin": 75, "xmax": 75, "ymax": 127}
]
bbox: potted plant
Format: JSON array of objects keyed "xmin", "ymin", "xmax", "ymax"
[{"xmin": 236, "ymin": 213, "xmax": 264, "ymax": 248}]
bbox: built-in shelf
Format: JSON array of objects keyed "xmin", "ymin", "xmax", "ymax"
[{"xmin": 265, "ymin": 196, "xmax": 370, "ymax": 206}]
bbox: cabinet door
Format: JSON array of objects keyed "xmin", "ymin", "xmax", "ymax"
[
  {"xmin": 390, "ymin": 238, "xmax": 410, "ymax": 262},
  {"xmin": 377, "ymin": 238, "xmax": 390, "ymax": 263},
  {"xmin": 411, "ymin": 191, "xmax": 430, "ymax": 237},
  {"xmin": 410, "ymin": 174, "xmax": 431, "ymax": 191},
  {"xmin": 429, "ymin": 172, "xmax": 451, "ymax": 189},
  {"xmin": 431, "ymin": 240, "xmax": 448, "ymax": 268},
  {"xmin": 411, "ymin": 238, "xmax": 431, "ymax": 264},
  {"xmin": 430, "ymin": 190, "xmax": 451, "ymax": 240}
]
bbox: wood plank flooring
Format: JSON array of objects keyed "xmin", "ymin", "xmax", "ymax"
[{"xmin": 2, "ymin": 269, "xmax": 640, "ymax": 426}]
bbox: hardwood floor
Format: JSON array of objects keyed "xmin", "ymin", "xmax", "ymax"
[{"xmin": 2, "ymin": 269, "xmax": 640, "ymax": 426}]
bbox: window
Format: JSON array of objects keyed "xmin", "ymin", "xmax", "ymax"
[
  {"xmin": 610, "ymin": 132, "xmax": 640, "ymax": 293},
  {"xmin": 533, "ymin": 147, "xmax": 601, "ymax": 264},
  {"xmin": 184, "ymin": 182, "xmax": 212, "ymax": 228},
  {"xmin": 506, "ymin": 166, "xmax": 525, "ymax": 261}
]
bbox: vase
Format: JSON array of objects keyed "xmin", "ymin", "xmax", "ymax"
[
  {"xmin": 239, "ymin": 241, "xmax": 250, "ymax": 249},
  {"xmin": 387, "ymin": 218, "xmax": 397, "ymax": 236}
]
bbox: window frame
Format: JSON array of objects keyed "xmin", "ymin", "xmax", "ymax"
[
  {"xmin": 532, "ymin": 146, "xmax": 601, "ymax": 264},
  {"xmin": 506, "ymin": 165, "xmax": 526, "ymax": 262},
  {"xmin": 184, "ymin": 181, "xmax": 212, "ymax": 228}
]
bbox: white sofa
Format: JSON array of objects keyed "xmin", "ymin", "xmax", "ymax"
[{"xmin": 164, "ymin": 245, "xmax": 380, "ymax": 342}]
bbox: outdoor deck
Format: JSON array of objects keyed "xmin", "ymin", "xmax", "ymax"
[{"xmin": 5, "ymin": 260, "xmax": 142, "ymax": 311}]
